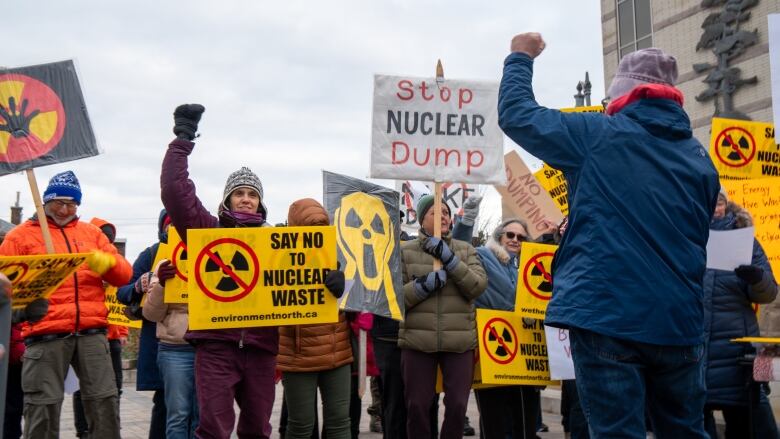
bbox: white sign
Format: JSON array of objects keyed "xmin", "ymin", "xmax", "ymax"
[
  {"xmin": 370, "ymin": 75, "xmax": 506, "ymax": 184},
  {"xmin": 706, "ymin": 227, "xmax": 755, "ymax": 271},
  {"xmin": 396, "ymin": 179, "xmax": 480, "ymax": 236},
  {"xmin": 544, "ymin": 325, "xmax": 575, "ymax": 380},
  {"xmin": 770, "ymin": 14, "xmax": 780, "ymax": 127}
]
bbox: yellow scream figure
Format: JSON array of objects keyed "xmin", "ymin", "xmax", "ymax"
[{"xmin": 334, "ymin": 192, "xmax": 401, "ymax": 320}]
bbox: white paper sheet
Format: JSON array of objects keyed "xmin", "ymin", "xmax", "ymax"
[
  {"xmin": 706, "ymin": 227, "xmax": 754, "ymax": 271},
  {"xmin": 544, "ymin": 325, "xmax": 575, "ymax": 380}
]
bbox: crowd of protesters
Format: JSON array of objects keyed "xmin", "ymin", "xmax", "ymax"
[{"xmin": 3, "ymin": 31, "xmax": 780, "ymax": 439}]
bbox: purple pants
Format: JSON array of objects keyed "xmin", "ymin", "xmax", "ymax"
[
  {"xmin": 401, "ymin": 349, "xmax": 473, "ymax": 439},
  {"xmin": 194, "ymin": 342, "xmax": 276, "ymax": 439}
]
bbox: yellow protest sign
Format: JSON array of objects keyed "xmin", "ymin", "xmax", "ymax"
[
  {"xmin": 164, "ymin": 227, "xmax": 188, "ymax": 303},
  {"xmin": 710, "ymin": 118, "xmax": 779, "ymax": 179},
  {"xmin": 721, "ymin": 178, "xmax": 780, "ymax": 278},
  {"xmin": 533, "ymin": 163, "xmax": 568, "ymax": 216},
  {"xmin": 0, "ymin": 253, "xmax": 88, "ymax": 309},
  {"xmin": 515, "ymin": 242, "xmax": 557, "ymax": 319},
  {"xmin": 477, "ymin": 309, "xmax": 556, "ymax": 386},
  {"xmin": 187, "ymin": 226, "xmax": 339, "ymax": 330},
  {"xmin": 105, "ymin": 285, "xmax": 141, "ymax": 329},
  {"xmin": 560, "ymin": 105, "xmax": 604, "ymax": 113}
]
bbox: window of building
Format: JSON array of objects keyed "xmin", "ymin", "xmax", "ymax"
[{"xmin": 617, "ymin": 0, "xmax": 653, "ymax": 58}]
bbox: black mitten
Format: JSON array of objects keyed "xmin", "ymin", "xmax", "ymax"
[{"xmin": 173, "ymin": 104, "xmax": 205, "ymax": 140}]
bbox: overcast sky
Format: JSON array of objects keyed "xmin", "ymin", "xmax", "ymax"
[{"xmin": 2, "ymin": 1, "xmax": 605, "ymax": 259}]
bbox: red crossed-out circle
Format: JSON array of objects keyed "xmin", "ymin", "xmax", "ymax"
[
  {"xmin": 194, "ymin": 238, "xmax": 259, "ymax": 303},
  {"xmin": 714, "ymin": 127, "xmax": 756, "ymax": 168},
  {"xmin": 482, "ymin": 317, "xmax": 518, "ymax": 365},
  {"xmin": 0, "ymin": 73, "xmax": 66, "ymax": 163},
  {"xmin": 523, "ymin": 252, "xmax": 555, "ymax": 301},
  {"xmin": 171, "ymin": 241, "xmax": 188, "ymax": 281},
  {"xmin": 1, "ymin": 262, "xmax": 29, "ymax": 283}
]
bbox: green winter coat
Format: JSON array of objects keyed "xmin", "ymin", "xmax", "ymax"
[{"xmin": 398, "ymin": 233, "xmax": 488, "ymax": 353}]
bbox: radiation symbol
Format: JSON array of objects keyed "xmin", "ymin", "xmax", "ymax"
[
  {"xmin": 482, "ymin": 317, "xmax": 518, "ymax": 365},
  {"xmin": 1, "ymin": 262, "xmax": 28, "ymax": 283},
  {"xmin": 522, "ymin": 252, "xmax": 555, "ymax": 301},
  {"xmin": 171, "ymin": 241, "xmax": 188, "ymax": 282},
  {"xmin": 714, "ymin": 127, "xmax": 756, "ymax": 168},
  {"xmin": 0, "ymin": 73, "xmax": 66, "ymax": 163},
  {"xmin": 194, "ymin": 238, "xmax": 259, "ymax": 303}
]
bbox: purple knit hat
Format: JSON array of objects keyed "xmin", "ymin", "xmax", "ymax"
[{"xmin": 607, "ymin": 48, "xmax": 678, "ymax": 100}]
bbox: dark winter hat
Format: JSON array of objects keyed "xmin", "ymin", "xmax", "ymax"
[
  {"xmin": 416, "ymin": 194, "xmax": 451, "ymax": 223},
  {"xmin": 607, "ymin": 48, "xmax": 678, "ymax": 100},
  {"xmin": 43, "ymin": 170, "xmax": 82, "ymax": 205},
  {"xmin": 222, "ymin": 167, "xmax": 268, "ymax": 215},
  {"xmin": 718, "ymin": 186, "xmax": 728, "ymax": 202}
]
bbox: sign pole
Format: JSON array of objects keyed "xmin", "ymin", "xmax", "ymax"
[
  {"xmin": 432, "ymin": 59, "xmax": 445, "ymax": 270},
  {"xmin": 26, "ymin": 169, "xmax": 55, "ymax": 254}
]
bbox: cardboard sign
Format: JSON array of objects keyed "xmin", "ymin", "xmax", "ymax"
[
  {"xmin": 105, "ymin": 285, "xmax": 141, "ymax": 329},
  {"xmin": 477, "ymin": 309, "xmax": 556, "ymax": 386},
  {"xmin": 544, "ymin": 325, "xmax": 575, "ymax": 380},
  {"xmin": 396, "ymin": 179, "xmax": 480, "ymax": 236},
  {"xmin": 709, "ymin": 118, "xmax": 779, "ymax": 178},
  {"xmin": 0, "ymin": 60, "xmax": 99, "ymax": 175},
  {"xmin": 187, "ymin": 226, "xmax": 339, "ymax": 330},
  {"xmin": 515, "ymin": 242, "xmax": 557, "ymax": 318},
  {"xmin": 163, "ymin": 227, "xmax": 188, "ymax": 303},
  {"xmin": 533, "ymin": 163, "xmax": 568, "ymax": 216},
  {"xmin": 496, "ymin": 151, "xmax": 564, "ymax": 239},
  {"xmin": 0, "ymin": 253, "xmax": 88, "ymax": 309},
  {"xmin": 370, "ymin": 75, "xmax": 505, "ymax": 184},
  {"xmin": 721, "ymin": 178, "xmax": 780, "ymax": 278}
]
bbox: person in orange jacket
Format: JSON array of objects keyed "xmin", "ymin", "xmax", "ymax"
[
  {"xmin": 0, "ymin": 171, "xmax": 132, "ymax": 439},
  {"xmin": 71, "ymin": 217, "xmax": 130, "ymax": 438}
]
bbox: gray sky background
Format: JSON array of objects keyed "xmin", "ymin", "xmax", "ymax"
[{"xmin": 2, "ymin": 1, "xmax": 605, "ymax": 259}]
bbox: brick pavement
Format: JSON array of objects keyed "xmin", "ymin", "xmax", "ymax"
[{"xmin": 54, "ymin": 382, "xmax": 566, "ymax": 438}]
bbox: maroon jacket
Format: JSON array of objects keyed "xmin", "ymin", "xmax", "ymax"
[
  {"xmin": 161, "ymin": 138, "xmax": 278, "ymax": 355},
  {"xmin": 10, "ymin": 322, "xmax": 24, "ymax": 364}
]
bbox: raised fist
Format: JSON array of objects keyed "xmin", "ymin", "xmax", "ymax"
[
  {"xmin": 173, "ymin": 104, "xmax": 205, "ymax": 140},
  {"xmin": 510, "ymin": 32, "xmax": 546, "ymax": 59}
]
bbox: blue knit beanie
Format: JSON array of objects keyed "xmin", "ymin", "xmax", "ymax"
[{"xmin": 43, "ymin": 171, "xmax": 82, "ymax": 205}]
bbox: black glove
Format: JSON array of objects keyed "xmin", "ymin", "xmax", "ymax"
[
  {"xmin": 735, "ymin": 265, "xmax": 764, "ymax": 285},
  {"xmin": 173, "ymin": 104, "xmax": 205, "ymax": 140},
  {"xmin": 11, "ymin": 298, "xmax": 49, "ymax": 324},
  {"xmin": 157, "ymin": 260, "xmax": 177, "ymax": 287},
  {"xmin": 324, "ymin": 268, "xmax": 345, "ymax": 299},
  {"xmin": 414, "ymin": 269, "xmax": 447, "ymax": 300}
]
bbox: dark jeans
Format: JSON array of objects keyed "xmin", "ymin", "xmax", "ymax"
[
  {"xmin": 374, "ymin": 339, "xmax": 438, "ymax": 439},
  {"xmin": 74, "ymin": 338, "xmax": 124, "ymax": 435},
  {"xmin": 4, "ymin": 362, "xmax": 23, "ymax": 439},
  {"xmin": 560, "ymin": 379, "xmax": 589, "ymax": 439},
  {"xmin": 704, "ymin": 401, "xmax": 780, "ymax": 439},
  {"xmin": 402, "ymin": 349, "xmax": 473, "ymax": 439},
  {"xmin": 570, "ymin": 327, "xmax": 707, "ymax": 438},
  {"xmin": 474, "ymin": 386, "xmax": 539, "ymax": 439},
  {"xmin": 149, "ymin": 389, "xmax": 167, "ymax": 439}
]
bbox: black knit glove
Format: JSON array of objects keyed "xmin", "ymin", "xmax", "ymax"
[
  {"xmin": 173, "ymin": 104, "xmax": 205, "ymax": 140},
  {"xmin": 11, "ymin": 298, "xmax": 49, "ymax": 324},
  {"xmin": 324, "ymin": 267, "xmax": 345, "ymax": 298},
  {"xmin": 735, "ymin": 265, "xmax": 763, "ymax": 285},
  {"xmin": 414, "ymin": 269, "xmax": 447, "ymax": 300}
]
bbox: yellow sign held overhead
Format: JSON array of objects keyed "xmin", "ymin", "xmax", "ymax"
[
  {"xmin": 534, "ymin": 163, "xmax": 568, "ymax": 216},
  {"xmin": 187, "ymin": 226, "xmax": 339, "ymax": 330},
  {"xmin": 515, "ymin": 242, "xmax": 557, "ymax": 319},
  {"xmin": 477, "ymin": 309, "xmax": 556, "ymax": 386},
  {"xmin": 710, "ymin": 118, "xmax": 779, "ymax": 179},
  {"xmin": 105, "ymin": 285, "xmax": 141, "ymax": 329},
  {"xmin": 0, "ymin": 253, "xmax": 88, "ymax": 309},
  {"xmin": 560, "ymin": 105, "xmax": 604, "ymax": 114}
]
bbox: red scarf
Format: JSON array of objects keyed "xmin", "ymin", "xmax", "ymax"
[{"xmin": 606, "ymin": 83, "xmax": 684, "ymax": 115}]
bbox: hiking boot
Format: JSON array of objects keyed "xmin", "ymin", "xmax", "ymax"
[
  {"xmin": 370, "ymin": 415, "xmax": 382, "ymax": 433},
  {"xmin": 463, "ymin": 415, "xmax": 475, "ymax": 436}
]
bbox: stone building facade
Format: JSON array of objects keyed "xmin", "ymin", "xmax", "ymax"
[{"xmin": 600, "ymin": 0, "xmax": 779, "ymax": 145}]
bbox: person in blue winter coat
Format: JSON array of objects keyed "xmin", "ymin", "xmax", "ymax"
[
  {"xmin": 117, "ymin": 209, "xmax": 171, "ymax": 439},
  {"xmin": 703, "ymin": 189, "xmax": 779, "ymax": 439},
  {"xmin": 499, "ymin": 33, "xmax": 719, "ymax": 437}
]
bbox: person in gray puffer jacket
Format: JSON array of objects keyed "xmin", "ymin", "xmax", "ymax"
[{"xmin": 703, "ymin": 188, "xmax": 779, "ymax": 439}]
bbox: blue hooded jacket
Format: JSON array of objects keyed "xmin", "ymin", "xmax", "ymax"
[{"xmin": 498, "ymin": 53, "xmax": 719, "ymax": 346}]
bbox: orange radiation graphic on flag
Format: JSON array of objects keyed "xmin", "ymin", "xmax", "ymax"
[{"xmin": 0, "ymin": 74, "xmax": 66, "ymax": 163}]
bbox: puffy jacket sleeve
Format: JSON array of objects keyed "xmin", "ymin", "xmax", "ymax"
[
  {"xmin": 402, "ymin": 257, "xmax": 424, "ymax": 310},
  {"xmin": 451, "ymin": 217, "xmax": 473, "ymax": 243},
  {"xmin": 449, "ymin": 243, "xmax": 487, "ymax": 301},
  {"xmin": 117, "ymin": 245, "xmax": 155, "ymax": 305},
  {"xmin": 161, "ymin": 138, "xmax": 218, "ymax": 240},
  {"xmin": 747, "ymin": 239, "xmax": 778, "ymax": 304},
  {"xmin": 0, "ymin": 228, "xmax": 23, "ymax": 256},
  {"xmin": 97, "ymin": 231, "xmax": 133, "ymax": 287},
  {"xmin": 498, "ymin": 53, "xmax": 607, "ymax": 172},
  {"xmin": 142, "ymin": 270, "xmax": 168, "ymax": 323}
]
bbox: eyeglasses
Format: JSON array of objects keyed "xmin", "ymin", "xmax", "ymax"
[
  {"xmin": 503, "ymin": 231, "xmax": 526, "ymax": 241},
  {"xmin": 49, "ymin": 200, "xmax": 78, "ymax": 211}
]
